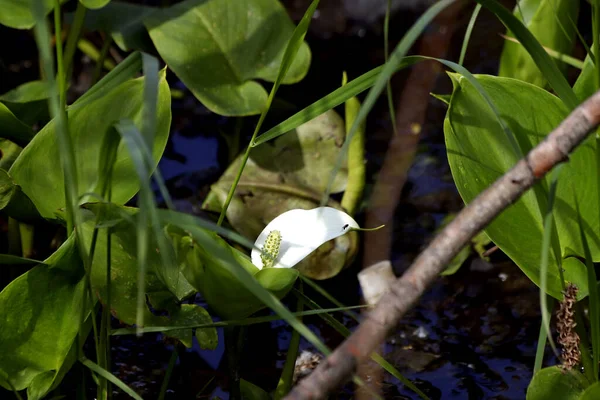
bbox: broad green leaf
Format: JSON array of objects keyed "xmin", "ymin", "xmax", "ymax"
[
  {"xmin": 144, "ymin": 0, "xmax": 311, "ymax": 116},
  {"xmin": 581, "ymin": 382, "xmax": 600, "ymax": 399},
  {"xmin": 0, "ymin": 81, "xmax": 50, "ymax": 126},
  {"xmin": 75, "ymin": 3, "xmax": 156, "ymax": 52},
  {"xmin": 74, "ymin": 52, "xmax": 143, "ymax": 107},
  {"xmin": 79, "ymin": 0, "xmax": 110, "ymax": 10},
  {"xmin": 0, "ymin": 168, "xmax": 40, "ymax": 222},
  {"xmin": 475, "ymin": 0, "xmax": 578, "ymax": 109},
  {"xmin": 0, "ymin": 235, "xmax": 87, "ymax": 397},
  {"xmin": 0, "ymin": 80, "xmax": 48, "ymax": 103},
  {"xmin": 0, "ymin": 139, "xmax": 22, "ymax": 171},
  {"xmin": 444, "ymin": 74, "xmax": 594, "ymax": 299},
  {"xmin": 499, "ymin": 0, "xmax": 578, "ymax": 88},
  {"xmin": 0, "ymin": 102, "xmax": 34, "ymax": 147},
  {"xmin": 0, "ymin": 0, "xmax": 63, "ymax": 29},
  {"xmin": 172, "ymin": 227, "xmax": 298, "ymax": 320},
  {"xmin": 9, "ymin": 71, "xmax": 171, "ymax": 220},
  {"xmin": 80, "ymin": 206, "xmax": 217, "ymax": 349},
  {"xmin": 526, "ymin": 366, "xmax": 587, "ymax": 400},
  {"xmin": 574, "ymin": 55, "xmax": 595, "ymax": 102},
  {"xmin": 80, "ymin": 358, "xmax": 143, "ymax": 400},
  {"xmin": 0, "ymin": 254, "xmax": 44, "ymax": 266},
  {"xmin": 241, "ymin": 379, "xmax": 271, "ymax": 400},
  {"xmin": 205, "ymin": 110, "xmax": 357, "ymax": 279}
]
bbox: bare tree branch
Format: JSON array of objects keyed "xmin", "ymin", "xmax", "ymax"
[{"xmin": 285, "ymin": 90, "xmax": 600, "ymax": 399}]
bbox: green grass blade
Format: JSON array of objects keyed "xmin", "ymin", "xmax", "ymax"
[
  {"xmin": 32, "ymin": 0, "xmax": 80, "ymax": 234},
  {"xmin": 533, "ymin": 298, "xmax": 553, "ymax": 374},
  {"xmin": 254, "ymin": 57, "xmax": 421, "ymax": 146},
  {"xmin": 500, "ymin": 35, "xmax": 585, "ymax": 69},
  {"xmin": 63, "ymin": 1, "xmax": 86, "ymax": 77},
  {"xmin": 141, "ymin": 54, "xmax": 159, "ymax": 147},
  {"xmin": 80, "ymin": 358, "xmax": 143, "ymax": 400},
  {"xmin": 157, "ymin": 348, "xmax": 178, "ymax": 400},
  {"xmin": 74, "ymin": 52, "xmax": 142, "ymax": 107},
  {"xmin": 217, "ymin": 0, "xmax": 320, "ymax": 226},
  {"xmin": 539, "ymin": 166, "xmax": 564, "ymax": 359},
  {"xmin": 573, "ymin": 185, "xmax": 600, "ymax": 380},
  {"xmin": 274, "ymin": 281, "xmax": 303, "ymax": 399},
  {"xmin": 294, "ymin": 290, "xmax": 429, "ymax": 400},
  {"xmin": 158, "ymin": 212, "xmax": 330, "ymax": 356},
  {"xmin": 459, "ymin": 4, "xmax": 482, "ymax": 66},
  {"xmin": 320, "ymin": 0, "xmax": 456, "ymax": 205},
  {"xmin": 300, "ymin": 275, "xmax": 360, "ymax": 321},
  {"xmin": 111, "ymin": 306, "xmax": 367, "ymax": 335},
  {"xmin": 474, "ymin": 0, "xmax": 578, "ymax": 109},
  {"xmin": 114, "ymin": 120, "xmax": 183, "ymax": 333},
  {"xmin": 384, "ymin": 0, "xmax": 397, "ymax": 134}
]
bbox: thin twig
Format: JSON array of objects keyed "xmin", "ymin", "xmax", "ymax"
[{"xmin": 285, "ymin": 89, "xmax": 600, "ymax": 399}]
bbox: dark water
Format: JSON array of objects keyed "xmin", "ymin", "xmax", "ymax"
[{"xmin": 0, "ymin": 1, "xmax": 566, "ymax": 399}]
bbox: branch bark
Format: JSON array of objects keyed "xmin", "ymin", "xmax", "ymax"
[{"xmin": 285, "ymin": 90, "xmax": 600, "ymax": 399}]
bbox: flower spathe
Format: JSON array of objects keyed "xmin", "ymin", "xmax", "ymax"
[{"xmin": 251, "ymin": 207, "xmax": 359, "ymax": 270}]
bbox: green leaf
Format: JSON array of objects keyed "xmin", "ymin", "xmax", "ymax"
[
  {"xmin": 79, "ymin": 0, "xmax": 110, "ymax": 10},
  {"xmin": 74, "ymin": 3, "xmax": 156, "ymax": 52},
  {"xmin": 0, "ymin": 81, "xmax": 49, "ymax": 104},
  {"xmin": 80, "ymin": 205, "xmax": 217, "ymax": 349},
  {"xmin": 475, "ymin": 0, "xmax": 578, "ymax": 109},
  {"xmin": 0, "ymin": 102, "xmax": 34, "ymax": 147},
  {"xmin": 80, "ymin": 358, "xmax": 143, "ymax": 400},
  {"xmin": 206, "ymin": 110, "xmax": 357, "ymax": 280},
  {"xmin": 0, "ymin": 139, "xmax": 22, "ymax": 172},
  {"xmin": 0, "ymin": 168, "xmax": 40, "ymax": 222},
  {"xmin": 171, "ymin": 226, "xmax": 298, "ymax": 320},
  {"xmin": 574, "ymin": 55, "xmax": 595, "ymax": 102},
  {"xmin": 0, "ymin": 235, "xmax": 87, "ymax": 397},
  {"xmin": 0, "ymin": 0, "xmax": 63, "ymax": 29},
  {"xmin": 157, "ymin": 209, "xmax": 329, "ymax": 356},
  {"xmin": 241, "ymin": 379, "xmax": 271, "ymax": 400},
  {"xmin": 581, "ymin": 382, "xmax": 600, "ymax": 399},
  {"xmin": 9, "ymin": 71, "xmax": 171, "ymax": 220},
  {"xmin": 499, "ymin": 0, "xmax": 578, "ymax": 88},
  {"xmin": 144, "ymin": 0, "xmax": 311, "ymax": 116},
  {"xmin": 0, "ymin": 81, "xmax": 50, "ymax": 127},
  {"xmin": 526, "ymin": 366, "xmax": 587, "ymax": 400},
  {"xmin": 444, "ymin": 74, "xmax": 594, "ymax": 299},
  {"xmin": 0, "ymin": 254, "xmax": 44, "ymax": 266}
]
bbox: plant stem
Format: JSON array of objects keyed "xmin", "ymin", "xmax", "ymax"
[
  {"xmin": 384, "ymin": 0, "xmax": 397, "ymax": 134},
  {"xmin": 92, "ymin": 35, "xmax": 114, "ymax": 85},
  {"xmin": 340, "ymin": 73, "xmax": 366, "ymax": 216},
  {"xmin": 275, "ymin": 281, "xmax": 303, "ymax": 399},
  {"xmin": 19, "ymin": 223, "xmax": 34, "ymax": 259},
  {"xmin": 225, "ymin": 326, "xmax": 244, "ymax": 400},
  {"xmin": 63, "ymin": 1, "xmax": 87, "ymax": 78},
  {"xmin": 158, "ymin": 347, "xmax": 179, "ymax": 400}
]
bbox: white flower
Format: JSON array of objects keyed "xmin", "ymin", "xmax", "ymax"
[{"xmin": 251, "ymin": 207, "xmax": 359, "ymax": 270}]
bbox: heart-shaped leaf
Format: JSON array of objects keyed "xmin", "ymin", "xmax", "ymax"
[
  {"xmin": 144, "ymin": 0, "xmax": 311, "ymax": 116},
  {"xmin": 80, "ymin": 206, "xmax": 217, "ymax": 349},
  {"xmin": 444, "ymin": 73, "xmax": 594, "ymax": 299},
  {"xmin": 526, "ymin": 366, "xmax": 587, "ymax": 400},
  {"xmin": 0, "ymin": 234, "xmax": 87, "ymax": 398},
  {"xmin": 9, "ymin": 71, "xmax": 171, "ymax": 220},
  {"xmin": 0, "ymin": 0, "xmax": 64, "ymax": 29}
]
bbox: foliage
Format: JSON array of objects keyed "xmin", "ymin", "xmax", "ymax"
[{"xmin": 2, "ymin": 0, "xmax": 599, "ymax": 398}]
